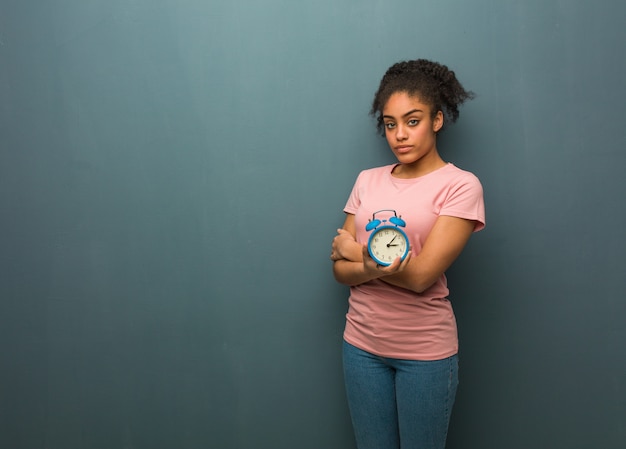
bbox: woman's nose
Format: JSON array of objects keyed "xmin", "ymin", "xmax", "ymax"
[{"xmin": 395, "ymin": 125, "xmax": 408, "ymax": 140}]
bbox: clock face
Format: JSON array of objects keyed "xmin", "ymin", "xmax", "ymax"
[{"xmin": 367, "ymin": 226, "xmax": 409, "ymax": 266}]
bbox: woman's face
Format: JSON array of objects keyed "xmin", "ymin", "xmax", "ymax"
[{"xmin": 382, "ymin": 91, "xmax": 443, "ymax": 169}]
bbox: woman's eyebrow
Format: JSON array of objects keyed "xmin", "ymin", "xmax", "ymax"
[{"xmin": 382, "ymin": 109, "xmax": 424, "ymax": 119}]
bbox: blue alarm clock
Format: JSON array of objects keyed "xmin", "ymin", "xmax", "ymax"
[{"xmin": 366, "ymin": 210, "xmax": 410, "ymax": 266}]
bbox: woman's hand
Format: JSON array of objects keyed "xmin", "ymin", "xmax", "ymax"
[
  {"xmin": 360, "ymin": 245, "xmax": 412, "ymax": 276},
  {"xmin": 330, "ymin": 228, "xmax": 360, "ymax": 262}
]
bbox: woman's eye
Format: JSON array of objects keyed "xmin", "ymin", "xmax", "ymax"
[
  {"xmin": 385, "ymin": 122, "xmax": 396, "ymax": 129},
  {"xmin": 408, "ymin": 119, "xmax": 419, "ymax": 126}
]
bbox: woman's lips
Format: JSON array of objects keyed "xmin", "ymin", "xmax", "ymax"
[{"xmin": 395, "ymin": 145, "xmax": 413, "ymax": 154}]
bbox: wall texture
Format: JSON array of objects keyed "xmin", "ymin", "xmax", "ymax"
[{"xmin": 1, "ymin": 1, "xmax": 624, "ymax": 448}]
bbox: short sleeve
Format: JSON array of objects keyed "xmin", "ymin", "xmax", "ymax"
[
  {"xmin": 439, "ymin": 173, "xmax": 485, "ymax": 232},
  {"xmin": 343, "ymin": 171, "xmax": 364, "ymax": 215}
]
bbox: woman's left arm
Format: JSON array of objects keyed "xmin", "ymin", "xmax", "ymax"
[{"xmin": 381, "ymin": 215, "xmax": 476, "ymax": 293}]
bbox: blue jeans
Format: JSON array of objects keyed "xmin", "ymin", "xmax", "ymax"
[{"xmin": 343, "ymin": 340, "xmax": 458, "ymax": 449}]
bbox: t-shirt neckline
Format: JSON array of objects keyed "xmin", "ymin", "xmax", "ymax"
[{"xmin": 388, "ymin": 162, "xmax": 453, "ymax": 183}]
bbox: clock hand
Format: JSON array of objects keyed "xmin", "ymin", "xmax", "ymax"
[{"xmin": 386, "ymin": 235, "xmax": 397, "ymax": 248}]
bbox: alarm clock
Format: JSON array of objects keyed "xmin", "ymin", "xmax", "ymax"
[{"xmin": 365, "ymin": 210, "xmax": 410, "ymax": 266}]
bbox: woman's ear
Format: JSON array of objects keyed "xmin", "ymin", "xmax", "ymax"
[{"xmin": 433, "ymin": 110, "xmax": 444, "ymax": 133}]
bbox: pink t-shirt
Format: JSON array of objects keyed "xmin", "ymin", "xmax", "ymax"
[{"xmin": 343, "ymin": 163, "xmax": 485, "ymax": 360}]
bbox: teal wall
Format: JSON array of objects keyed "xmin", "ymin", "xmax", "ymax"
[{"xmin": 1, "ymin": 1, "xmax": 625, "ymax": 448}]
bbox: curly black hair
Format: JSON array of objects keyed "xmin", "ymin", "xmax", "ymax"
[{"xmin": 370, "ymin": 59, "xmax": 474, "ymax": 135}]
